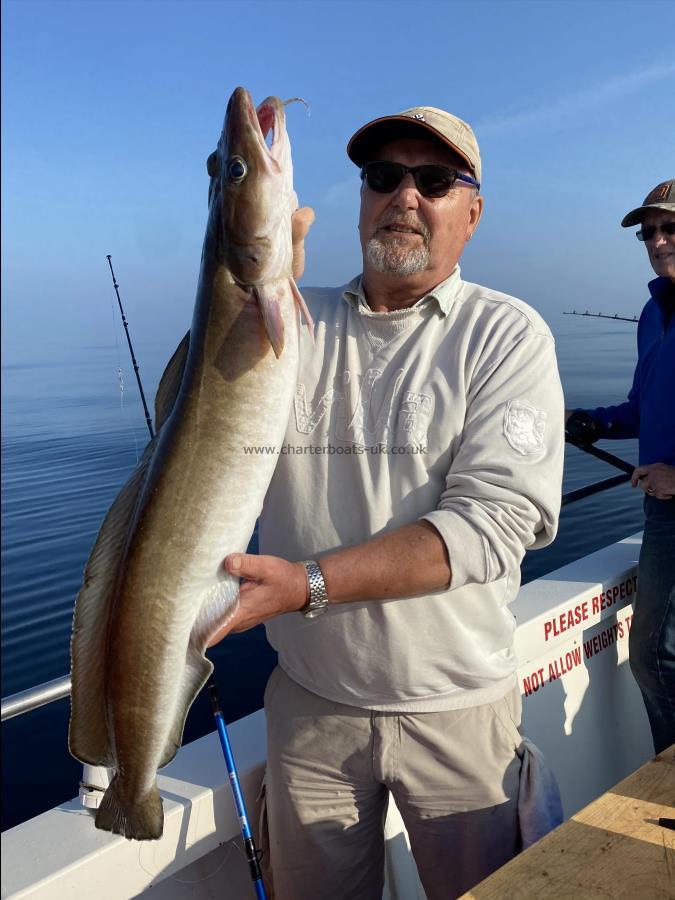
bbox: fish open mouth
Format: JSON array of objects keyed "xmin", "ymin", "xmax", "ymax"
[
  {"xmin": 245, "ymin": 90, "xmax": 283, "ymax": 176},
  {"xmin": 255, "ymin": 96, "xmax": 307, "ymax": 161},
  {"xmin": 256, "ymin": 101, "xmax": 276, "ymax": 148}
]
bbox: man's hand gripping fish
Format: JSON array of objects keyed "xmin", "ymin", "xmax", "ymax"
[{"xmin": 68, "ymin": 87, "xmax": 311, "ymax": 841}]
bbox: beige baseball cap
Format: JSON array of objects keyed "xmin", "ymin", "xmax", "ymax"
[
  {"xmin": 347, "ymin": 105, "xmax": 482, "ymax": 185},
  {"xmin": 621, "ymin": 179, "xmax": 675, "ymax": 227}
]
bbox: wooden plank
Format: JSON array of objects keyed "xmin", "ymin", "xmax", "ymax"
[{"xmin": 460, "ymin": 746, "xmax": 675, "ymax": 900}]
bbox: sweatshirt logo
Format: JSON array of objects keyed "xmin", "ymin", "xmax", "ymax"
[
  {"xmin": 294, "ymin": 368, "xmax": 433, "ymax": 451},
  {"xmin": 503, "ymin": 399, "xmax": 546, "ymax": 456}
]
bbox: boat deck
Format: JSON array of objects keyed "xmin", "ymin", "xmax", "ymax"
[{"xmin": 461, "ymin": 745, "xmax": 675, "ymax": 899}]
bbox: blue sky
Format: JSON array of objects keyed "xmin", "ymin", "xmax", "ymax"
[{"xmin": 3, "ymin": 0, "xmax": 675, "ymax": 364}]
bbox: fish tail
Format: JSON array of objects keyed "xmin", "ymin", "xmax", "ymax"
[{"xmin": 95, "ymin": 773, "xmax": 164, "ymax": 841}]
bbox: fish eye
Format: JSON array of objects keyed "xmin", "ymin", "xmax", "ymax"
[{"xmin": 228, "ymin": 157, "xmax": 247, "ymax": 182}]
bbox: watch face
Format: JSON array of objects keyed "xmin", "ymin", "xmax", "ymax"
[{"xmin": 303, "ymin": 602, "xmax": 328, "ymax": 618}]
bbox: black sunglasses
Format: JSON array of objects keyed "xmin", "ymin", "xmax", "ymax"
[
  {"xmin": 636, "ymin": 222, "xmax": 675, "ymax": 242},
  {"xmin": 361, "ymin": 161, "xmax": 480, "ymax": 198}
]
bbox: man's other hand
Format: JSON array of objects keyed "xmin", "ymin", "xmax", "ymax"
[
  {"xmin": 207, "ymin": 553, "xmax": 309, "ymax": 646},
  {"xmin": 292, "ymin": 207, "xmax": 315, "ymax": 280},
  {"xmin": 631, "ymin": 463, "xmax": 675, "ymax": 500}
]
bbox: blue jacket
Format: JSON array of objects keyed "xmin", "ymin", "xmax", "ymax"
[{"xmin": 583, "ymin": 277, "xmax": 675, "ymax": 466}]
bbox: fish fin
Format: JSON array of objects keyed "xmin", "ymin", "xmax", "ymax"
[
  {"xmin": 155, "ymin": 331, "xmax": 190, "ymax": 430},
  {"xmin": 158, "ymin": 647, "xmax": 214, "ymax": 769},
  {"xmin": 158, "ymin": 578, "xmax": 240, "ymax": 769},
  {"xmin": 192, "ymin": 576, "xmax": 241, "ymax": 648},
  {"xmin": 255, "ymin": 285, "xmax": 285, "ymax": 358},
  {"xmin": 69, "ymin": 441, "xmax": 155, "ymax": 767},
  {"xmin": 290, "ymin": 278, "xmax": 315, "ymax": 339},
  {"xmin": 95, "ymin": 773, "xmax": 163, "ymax": 841}
]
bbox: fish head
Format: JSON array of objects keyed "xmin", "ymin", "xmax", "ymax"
[{"xmin": 207, "ymin": 87, "xmax": 296, "ymax": 286}]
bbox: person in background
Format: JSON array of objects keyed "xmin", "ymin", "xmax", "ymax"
[
  {"xmin": 566, "ymin": 179, "xmax": 675, "ymax": 755},
  {"xmin": 212, "ymin": 106, "xmax": 565, "ymax": 899}
]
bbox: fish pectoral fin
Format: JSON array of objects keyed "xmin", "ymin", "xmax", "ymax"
[
  {"xmin": 254, "ymin": 284, "xmax": 286, "ymax": 358},
  {"xmin": 69, "ymin": 439, "xmax": 156, "ymax": 767},
  {"xmin": 158, "ymin": 648, "xmax": 214, "ymax": 769},
  {"xmin": 290, "ymin": 278, "xmax": 315, "ymax": 338},
  {"xmin": 191, "ymin": 577, "xmax": 240, "ymax": 648},
  {"xmin": 155, "ymin": 330, "xmax": 190, "ymax": 430}
]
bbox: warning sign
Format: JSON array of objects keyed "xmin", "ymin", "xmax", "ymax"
[{"xmin": 521, "ymin": 610, "xmax": 634, "ymax": 697}]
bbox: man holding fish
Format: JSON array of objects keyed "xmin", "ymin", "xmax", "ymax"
[{"xmin": 212, "ymin": 105, "xmax": 565, "ymax": 898}]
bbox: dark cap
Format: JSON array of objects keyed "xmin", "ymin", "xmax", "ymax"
[{"xmin": 621, "ymin": 179, "xmax": 675, "ymax": 227}]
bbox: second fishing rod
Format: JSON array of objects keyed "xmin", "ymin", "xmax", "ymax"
[{"xmin": 562, "ymin": 434, "xmax": 636, "ymax": 506}]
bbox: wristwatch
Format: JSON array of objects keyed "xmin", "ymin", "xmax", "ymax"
[{"xmin": 300, "ymin": 560, "xmax": 329, "ymax": 618}]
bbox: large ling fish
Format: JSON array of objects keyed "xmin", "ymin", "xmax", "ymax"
[{"xmin": 69, "ymin": 87, "xmax": 310, "ymax": 841}]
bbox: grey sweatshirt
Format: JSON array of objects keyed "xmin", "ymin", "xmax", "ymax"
[{"xmin": 259, "ymin": 267, "xmax": 565, "ymax": 711}]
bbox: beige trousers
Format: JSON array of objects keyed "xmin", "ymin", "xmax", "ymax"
[{"xmin": 259, "ymin": 666, "xmax": 523, "ymax": 900}]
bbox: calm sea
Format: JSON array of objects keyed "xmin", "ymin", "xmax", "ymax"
[{"xmin": 1, "ymin": 317, "xmax": 645, "ymax": 831}]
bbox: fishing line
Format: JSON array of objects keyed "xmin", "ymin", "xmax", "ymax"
[
  {"xmin": 107, "ymin": 279, "xmax": 125, "ymax": 410},
  {"xmin": 106, "ymin": 255, "xmax": 153, "ymax": 461},
  {"xmin": 107, "ymin": 275, "xmax": 140, "ymax": 462},
  {"xmin": 137, "ymin": 835, "xmax": 236, "ymax": 885},
  {"xmin": 105, "ymin": 255, "xmax": 155, "ymax": 441}
]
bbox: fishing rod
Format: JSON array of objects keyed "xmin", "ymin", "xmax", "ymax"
[
  {"xmin": 562, "ymin": 435, "xmax": 635, "ymax": 506},
  {"xmin": 563, "ymin": 310, "xmax": 638, "ymax": 323},
  {"xmin": 105, "ymin": 256, "xmax": 267, "ymax": 899},
  {"xmin": 561, "ymin": 307, "xmax": 639, "ymax": 498},
  {"xmin": 561, "ymin": 472, "xmax": 631, "ymax": 506},
  {"xmin": 209, "ymin": 682, "xmax": 268, "ymax": 900},
  {"xmin": 105, "ymin": 255, "xmax": 155, "ymax": 440},
  {"xmin": 565, "ymin": 434, "xmax": 635, "ymax": 476}
]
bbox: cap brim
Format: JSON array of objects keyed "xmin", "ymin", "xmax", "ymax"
[
  {"xmin": 621, "ymin": 201, "xmax": 675, "ymax": 227},
  {"xmin": 347, "ymin": 115, "xmax": 476, "ymax": 176}
]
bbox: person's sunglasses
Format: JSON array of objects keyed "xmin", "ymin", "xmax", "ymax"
[
  {"xmin": 636, "ymin": 222, "xmax": 675, "ymax": 242},
  {"xmin": 361, "ymin": 161, "xmax": 480, "ymax": 198}
]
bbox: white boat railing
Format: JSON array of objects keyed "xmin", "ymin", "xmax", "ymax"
[{"xmin": 1, "ymin": 675, "xmax": 71, "ymax": 722}]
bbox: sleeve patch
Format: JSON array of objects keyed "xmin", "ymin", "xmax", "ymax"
[{"xmin": 503, "ymin": 399, "xmax": 547, "ymax": 456}]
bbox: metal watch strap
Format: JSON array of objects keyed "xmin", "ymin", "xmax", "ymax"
[{"xmin": 300, "ymin": 560, "xmax": 329, "ymax": 618}]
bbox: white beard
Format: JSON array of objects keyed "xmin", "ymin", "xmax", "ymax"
[{"xmin": 365, "ymin": 236, "xmax": 430, "ymax": 275}]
